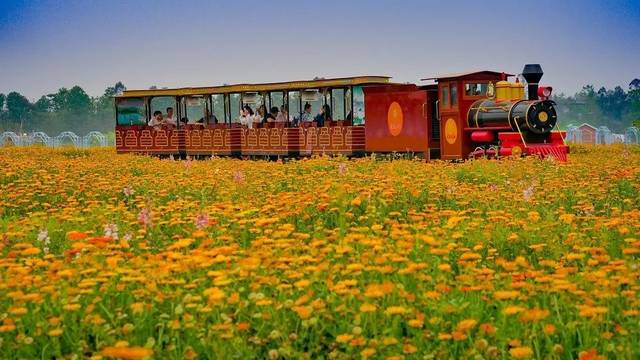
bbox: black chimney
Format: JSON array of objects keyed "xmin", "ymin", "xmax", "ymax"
[{"xmin": 522, "ymin": 64, "xmax": 543, "ymax": 100}]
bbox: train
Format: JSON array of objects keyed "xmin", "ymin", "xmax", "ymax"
[{"xmin": 114, "ymin": 63, "xmax": 568, "ymax": 161}]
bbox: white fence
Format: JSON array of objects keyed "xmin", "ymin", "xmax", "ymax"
[{"xmin": 0, "ymin": 131, "xmax": 112, "ymax": 147}]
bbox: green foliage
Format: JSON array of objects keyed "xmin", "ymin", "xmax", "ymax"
[
  {"xmin": 553, "ymin": 82, "xmax": 638, "ymax": 131},
  {"xmin": 0, "ymin": 83, "xmax": 126, "ymax": 135}
]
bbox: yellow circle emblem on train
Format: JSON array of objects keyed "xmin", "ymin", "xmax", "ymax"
[
  {"xmin": 387, "ymin": 101, "xmax": 403, "ymax": 136},
  {"xmin": 445, "ymin": 118, "xmax": 458, "ymax": 145},
  {"xmin": 538, "ymin": 111, "xmax": 548, "ymax": 122},
  {"xmin": 512, "ymin": 145, "xmax": 522, "ymax": 157}
]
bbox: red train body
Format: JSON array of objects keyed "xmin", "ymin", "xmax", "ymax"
[{"xmin": 115, "ymin": 64, "xmax": 568, "ymax": 161}]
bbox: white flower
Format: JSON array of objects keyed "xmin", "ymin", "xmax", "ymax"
[
  {"xmin": 37, "ymin": 229, "xmax": 50, "ymax": 243},
  {"xmin": 104, "ymin": 223, "xmax": 119, "ymax": 239}
]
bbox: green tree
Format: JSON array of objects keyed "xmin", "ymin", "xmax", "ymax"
[
  {"xmin": 630, "ymin": 88, "xmax": 640, "ymax": 127},
  {"xmin": 0, "ymin": 93, "xmax": 5, "ymax": 111},
  {"xmin": 5, "ymin": 91, "xmax": 32, "ymax": 131},
  {"xmin": 95, "ymin": 82, "xmax": 126, "ymax": 132}
]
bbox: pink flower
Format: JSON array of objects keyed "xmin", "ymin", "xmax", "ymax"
[
  {"xmin": 523, "ymin": 186, "xmax": 534, "ymax": 202},
  {"xmin": 338, "ymin": 163, "xmax": 348, "ymax": 176},
  {"xmin": 123, "ymin": 186, "xmax": 135, "ymax": 197},
  {"xmin": 233, "ymin": 170, "xmax": 245, "ymax": 183},
  {"xmin": 138, "ymin": 208, "xmax": 152, "ymax": 227},
  {"xmin": 195, "ymin": 213, "xmax": 210, "ymax": 230}
]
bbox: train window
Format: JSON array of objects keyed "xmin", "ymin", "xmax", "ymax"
[
  {"xmin": 211, "ymin": 94, "xmax": 225, "ymax": 124},
  {"xmin": 441, "ymin": 85, "xmax": 449, "ymax": 108},
  {"xmin": 331, "ymin": 88, "xmax": 346, "ymax": 121},
  {"xmin": 270, "ymin": 91, "xmax": 284, "ymax": 111},
  {"xmin": 464, "ymin": 83, "xmax": 488, "ymax": 97},
  {"xmin": 150, "ymin": 96, "xmax": 176, "ymax": 121},
  {"xmin": 451, "ymin": 85, "xmax": 458, "ymax": 106},
  {"xmin": 229, "ymin": 93, "xmax": 241, "ymax": 123},
  {"xmin": 301, "ymin": 89, "xmax": 323, "ymax": 120},
  {"xmin": 353, "ymin": 86, "xmax": 365, "ymax": 125},
  {"xmin": 116, "ymin": 98, "xmax": 146, "ymax": 125},
  {"xmin": 184, "ymin": 96, "xmax": 205, "ymax": 123},
  {"xmin": 242, "ymin": 92, "xmax": 263, "ymax": 114},
  {"xmin": 288, "ymin": 91, "xmax": 301, "ymax": 122}
]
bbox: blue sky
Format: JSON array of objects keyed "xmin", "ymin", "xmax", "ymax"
[{"xmin": 1, "ymin": 0, "xmax": 639, "ymax": 99}]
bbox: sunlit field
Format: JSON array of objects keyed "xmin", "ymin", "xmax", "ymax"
[{"xmin": 0, "ymin": 146, "xmax": 639, "ymax": 359}]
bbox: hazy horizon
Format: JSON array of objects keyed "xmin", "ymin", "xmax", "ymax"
[{"xmin": 1, "ymin": 0, "xmax": 639, "ymax": 100}]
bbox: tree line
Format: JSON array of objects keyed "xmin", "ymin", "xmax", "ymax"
[
  {"xmin": 553, "ymin": 79, "xmax": 640, "ymax": 132},
  {"xmin": 0, "ymin": 82, "xmax": 125, "ymax": 135},
  {"xmin": 1, "ymin": 80, "xmax": 639, "ymax": 135}
]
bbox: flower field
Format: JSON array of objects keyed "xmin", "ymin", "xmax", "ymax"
[{"xmin": 0, "ymin": 146, "xmax": 639, "ymax": 359}]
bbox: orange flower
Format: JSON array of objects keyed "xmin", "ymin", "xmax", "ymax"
[
  {"xmin": 456, "ymin": 319, "xmax": 477, "ymax": 333},
  {"xmin": 509, "ymin": 346, "xmax": 533, "ymax": 358},
  {"xmin": 293, "ymin": 306, "xmax": 312, "ymax": 319},
  {"xmin": 543, "ymin": 324, "xmax": 556, "ymax": 335},
  {"xmin": 479, "ymin": 323, "xmax": 496, "ymax": 335},
  {"xmin": 67, "ymin": 231, "xmax": 89, "ymax": 241},
  {"xmin": 101, "ymin": 346, "xmax": 153, "ymax": 360}
]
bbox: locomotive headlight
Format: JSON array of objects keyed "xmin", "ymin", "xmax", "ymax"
[{"xmin": 537, "ymin": 86, "xmax": 553, "ymax": 100}]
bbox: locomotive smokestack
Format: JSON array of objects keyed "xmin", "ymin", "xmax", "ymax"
[{"xmin": 522, "ymin": 64, "xmax": 543, "ymax": 100}]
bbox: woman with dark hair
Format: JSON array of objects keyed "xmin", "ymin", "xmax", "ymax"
[
  {"xmin": 240, "ymin": 105, "xmax": 254, "ymax": 128},
  {"xmin": 315, "ymin": 104, "xmax": 332, "ymax": 127},
  {"xmin": 266, "ymin": 106, "xmax": 279, "ymax": 123}
]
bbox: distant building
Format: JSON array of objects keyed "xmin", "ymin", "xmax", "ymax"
[
  {"xmin": 576, "ymin": 123, "xmax": 597, "ymax": 144},
  {"xmin": 612, "ymin": 134, "xmax": 625, "ymax": 143}
]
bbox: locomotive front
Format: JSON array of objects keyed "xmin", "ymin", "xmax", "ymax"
[
  {"xmin": 465, "ymin": 64, "xmax": 568, "ymax": 160},
  {"xmin": 467, "ymin": 64, "xmax": 557, "ymax": 134}
]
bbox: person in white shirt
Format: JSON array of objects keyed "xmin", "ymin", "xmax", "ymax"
[
  {"xmin": 239, "ymin": 105, "xmax": 254, "ymax": 128},
  {"xmin": 165, "ymin": 107, "xmax": 176, "ymax": 126},
  {"xmin": 254, "ymin": 104, "xmax": 266, "ymax": 125},
  {"xmin": 148, "ymin": 111, "xmax": 164, "ymax": 129}
]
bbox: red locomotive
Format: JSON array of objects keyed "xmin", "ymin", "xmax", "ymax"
[{"xmin": 114, "ymin": 64, "xmax": 568, "ymax": 161}]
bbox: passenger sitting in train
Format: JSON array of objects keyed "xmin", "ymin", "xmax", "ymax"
[
  {"xmin": 315, "ymin": 104, "xmax": 332, "ymax": 127},
  {"xmin": 149, "ymin": 111, "xmax": 164, "ymax": 128},
  {"xmin": 239, "ymin": 105, "xmax": 254, "ymax": 128},
  {"xmin": 300, "ymin": 103, "xmax": 313, "ymax": 122},
  {"xmin": 165, "ymin": 107, "xmax": 176, "ymax": 125},
  {"xmin": 266, "ymin": 107, "xmax": 279, "ymax": 122},
  {"xmin": 255, "ymin": 104, "xmax": 267, "ymax": 123},
  {"xmin": 275, "ymin": 105, "xmax": 288, "ymax": 123},
  {"xmin": 199, "ymin": 109, "xmax": 218, "ymax": 125}
]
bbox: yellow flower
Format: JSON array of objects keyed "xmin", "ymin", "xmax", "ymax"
[
  {"xmin": 48, "ymin": 328, "xmax": 64, "ymax": 337},
  {"xmin": 336, "ymin": 334, "xmax": 353, "ymax": 343},
  {"xmin": 494, "ymin": 290, "xmax": 520, "ymax": 300},
  {"xmin": 384, "ymin": 306, "xmax": 406, "ymax": 316},
  {"xmin": 360, "ymin": 348, "xmax": 376, "ymax": 358},
  {"xmin": 360, "ymin": 303, "xmax": 377, "ymax": 313},
  {"xmin": 456, "ymin": 319, "xmax": 477, "ymax": 333}
]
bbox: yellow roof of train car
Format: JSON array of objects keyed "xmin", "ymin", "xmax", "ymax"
[{"xmin": 117, "ymin": 76, "xmax": 392, "ymax": 98}]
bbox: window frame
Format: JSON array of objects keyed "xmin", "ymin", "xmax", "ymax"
[
  {"xmin": 450, "ymin": 83, "xmax": 458, "ymax": 107},
  {"xmin": 182, "ymin": 95, "xmax": 207, "ymax": 125},
  {"xmin": 115, "ymin": 97, "xmax": 147, "ymax": 126},
  {"xmin": 228, "ymin": 93, "xmax": 242, "ymax": 124},
  {"xmin": 331, "ymin": 87, "xmax": 348, "ymax": 121},
  {"xmin": 462, "ymin": 81, "xmax": 491, "ymax": 100},
  {"xmin": 210, "ymin": 93, "xmax": 226, "ymax": 124},
  {"xmin": 440, "ymin": 83, "xmax": 450, "ymax": 109}
]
